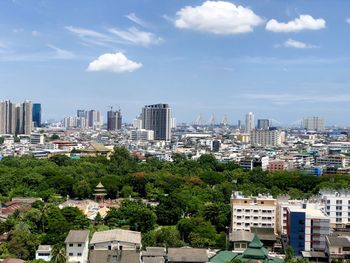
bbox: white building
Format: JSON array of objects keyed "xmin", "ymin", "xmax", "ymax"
[
  {"xmin": 320, "ymin": 189, "xmax": 350, "ymax": 228},
  {"xmin": 245, "ymin": 112, "xmax": 255, "ymax": 133},
  {"xmin": 316, "ymin": 154, "xmax": 348, "ymax": 168},
  {"xmin": 303, "ymin": 117, "xmax": 325, "ymax": 131},
  {"xmin": 276, "ymin": 197, "xmax": 304, "ymax": 235},
  {"xmin": 90, "ymin": 229, "xmax": 141, "ymax": 251},
  {"xmin": 130, "ymin": 129, "xmax": 154, "ymax": 141},
  {"xmin": 35, "ymin": 245, "xmax": 52, "ymax": 261},
  {"xmin": 65, "ymin": 230, "xmax": 90, "ymax": 263},
  {"xmin": 30, "ymin": 133, "xmax": 45, "ymax": 145},
  {"xmin": 231, "ymin": 192, "xmax": 277, "ymax": 233},
  {"xmin": 250, "ymin": 130, "xmax": 284, "ymax": 147}
]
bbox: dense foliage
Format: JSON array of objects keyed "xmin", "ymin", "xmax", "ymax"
[{"xmin": 0, "ymin": 148, "xmax": 347, "ymax": 259}]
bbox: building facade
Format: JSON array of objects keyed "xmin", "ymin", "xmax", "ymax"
[
  {"xmin": 0, "ymin": 100, "xmax": 32, "ymax": 135},
  {"xmin": 250, "ymin": 130, "xmax": 284, "ymax": 147},
  {"xmin": 142, "ymin": 103, "xmax": 172, "ymax": 141},
  {"xmin": 303, "ymin": 117, "xmax": 325, "ymax": 131},
  {"xmin": 257, "ymin": 119, "xmax": 270, "ymax": 130},
  {"xmin": 32, "ymin": 103, "xmax": 42, "ymax": 128},
  {"xmin": 107, "ymin": 110, "xmax": 122, "ymax": 131},
  {"xmin": 245, "ymin": 112, "xmax": 255, "ymax": 133}
]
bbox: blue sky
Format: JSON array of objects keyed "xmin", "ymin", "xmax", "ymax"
[{"xmin": 0, "ymin": 0, "xmax": 350, "ymax": 126}]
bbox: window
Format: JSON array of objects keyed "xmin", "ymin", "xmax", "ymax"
[
  {"xmin": 336, "ymin": 200, "xmax": 342, "ymax": 205},
  {"xmin": 69, "ymin": 253, "xmax": 73, "ymax": 256},
  {"xmin": 77, "ymin": 253, "xmax": 82, "ymax": 256},
  {"xmin": 261, "ymin": 201, "xmax": 264, "ymax": 204},
  {"xmin": 69, "ymin": 244, "xmax": 73, "ymax": 247},
  {"xmin": 336, "ymin": 206, "xmax": 342, "ymax": 210},
  {"xmin": 336, "ymin": 212, "xmax": 342, "ymax": 217},
  {"xmin": 78, "ymin": 244, "xmax": 82, "ymax": 247},
  {"xmin": 326, "ymin": 206, "xmax": 330, "ymax": 210},
  {"xmin": 327, "ymin": 200, "xmax": 330, "ymax": 204},
  {"xmin": 336, "ymin": 218, "xmax": 342, "ymax": 222}
]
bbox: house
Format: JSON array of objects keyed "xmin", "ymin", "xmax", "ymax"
[
  {"xmin": 90, "ymin": 229, "xmax": 141, "ymax": 251},
  {"xmin": 141, "ymin": 247, "xmax": 167, "ymax": 263},
  {"xmin": 35, "ymin": 245, "xmax": 52, "ymax": 261},
  {"xmin": 65, "ymin": 230, "xmax": 90, "ymax": 263},
  {"xmin": 81, "ymin": 143, "xmax": 113, "ymax": 159},
  {"xmin": 89, "ymin": 250, "xmax": 140, "ymax": 263},
  {"xmin": 167, "ymin": 248, "xmax": 208, "ymax": 263},
  {"xmin": 325, "ymin": 234, "xmax": 350, "ymax": 262}
]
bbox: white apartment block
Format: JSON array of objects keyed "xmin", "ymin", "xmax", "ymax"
[
  {"xmin": 30, "ymin": 133, "xmax": 45, "ymax": 145},
  {"xmin": 320, "ymin": 189, "xmax": 350, "ymax": 228},
  {"xmin": 130, "ymin": 129, "xmax": 154, "ymax": 141},
  {"xmin": 231, "ymin": 192, "xmax": 277, "ymax": 233},
  {"xmin": 250, "ymin": 130, "xmax": 284, "ymax": 147},
  {"xmin": 35, "ymin": 245, "xmax": 52, "ymax": 261},
  {"xmin": 65, "ymin": 230, "xmax": 89, "ymax": 263}
]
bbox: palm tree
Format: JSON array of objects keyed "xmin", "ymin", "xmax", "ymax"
[{"xmin": 51, "ymin": 245, "xmax": 67, "ymax": 263}]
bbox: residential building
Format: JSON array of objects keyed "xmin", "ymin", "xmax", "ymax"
[
  {"xmin": 130, "ymin": 129, "xmax": 154, "ymax": 141},
  {"xmin": 230, "ymin": 191, "xmax": 277, "ymax": 232},
  {"xmin": 212, "ymin": 140, "xmax": 221, "ymax": 152},
  {"xmin": 35, "ymin": 245, "xmax": 52, "ymax": 261},
  {"xmin": 167, "ymin": 248, "xmax": 207, "ymax": 263},
  {"xmin": 65, "ymin": 230, "xmax": 90, "ymax": 263},
  {"xmin": 245, "ymin": 112, "xmax": 254, "ymax": 133},
  {"xmin": 303, "ymin": 117, "xmax": 325, "ymax": 131},
  {"xmin": 141, "ymin": 247, "xmax": 166, "ymax": 263},
  {"xmin": 267, "ymin": 160, "xmax": 287, "ymax": 172},
  {"xmin": 287, "ymin": 206, "xmax": 331, "ymax": 256},
  {"xmin": 107, "ymin": 110, "xmax": 122, "ymax": 131},
  {"xmin": 142, "ymin": 103, "xmax": 172, "ymax": 141},
  {"xmin": 320, "ymin": 189, "xmax": 350, "ymax": 228},
  {"xmin": 326, "ymin": 234, "xmax": 350, "ymax": 262},
  {"xmin": 316, "ymin": 154, "xmax": 348, "ymax": 168},
  {"xmin": 0, "ymin": 100, "xmax": 32, "ymax": 135},
  {"xmin": 257, "ymin": 119, "xmax": 270, "ymax": 130},
  {"xmin": 250, "ymin": 130, "xmax": 284, "ymax": 147},
  {"xmin": 240, "ymin": 156, "xmax": 269, "ymax": 171},
  {"xmin": 90, "ymin": 229, "xmax": 141, "ymax": 250},
  {"xmin": 30, "ymin": 133, "xmax": 45, "ymax": 145},
  {"xmin": 32, "ymin": 103, "xmax": 42, "ymax": 128}
]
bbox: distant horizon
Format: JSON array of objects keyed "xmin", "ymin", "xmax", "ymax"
[{"xmin": 0, "ymin": 1, "xmax": 349, "ymax": 125}]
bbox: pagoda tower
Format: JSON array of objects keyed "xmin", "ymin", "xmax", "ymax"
[{"xmin": 94, "ymin": 182, "xmax": 107, "ymax": 203}]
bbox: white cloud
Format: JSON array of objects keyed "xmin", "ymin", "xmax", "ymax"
[
  {"xmin": 266, "ymin": 14, "xmax": 326, "ymax": 32},
  {"xmin": 65, "ymin": 26, "xmax": 118, "ymax": 46},
  {"xmin": 125, "ymin": 13, "xmax": 148, "ymax": 28},
  {"xmin": 87, "ymin": 52, "xmax": 142, "ymax": 73},
  {"xmin": 31, "ymin": 30, "xmax": 40, "ymax": 36},
  {"xmin": 346, "ymin": 18, "xmax": 350, "ymax": 24},
  {"xmin": 47, "ymin": 44, "xmax": 76, "ymax": 59},
  {"xmin": 174, "ymin": 1, "xmax": 264, "ymax": 34},
  {"xmin": 282, "ymin": 38, "xmax": 316, "ymax": 49},
  {"xmin": 109, "ymin": 27, "xmax": 162, "ymax": 46}
]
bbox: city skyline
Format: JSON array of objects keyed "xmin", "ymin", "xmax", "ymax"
[{"xmin": 0, "ymin": 0, "xmax": 350, "ymax": 125}]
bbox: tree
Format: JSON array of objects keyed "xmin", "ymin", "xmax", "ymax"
[
  {"xmin": 72, "ymin": 180, "xmax": 92, "ymax": 199},
  {"xmin": 51, "ymin": 245, "xmax": 67, "ymax": 263},
  {"xmin": 142, "ymin": 226, "xmax": 184, "ymax": 248},
  {"xmin": 50, "ymin": 134, "xmax": 60, "ymax": 140},
  {"xmin": 156, "ymin": 195, "xmax": 183, "ymax": 225},
  {"xmin": 285, "ymin": 246, "xmax": 294, "ymax": 263},
  {"xmin": 0, "ymin": 137, "xmax": 4, "ymax": 145}
]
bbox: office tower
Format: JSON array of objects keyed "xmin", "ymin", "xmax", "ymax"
[
  {"xmin": 133, "ymin": 116, "xmax": 143, "ymax": 129},
  {"xmin": 77, "ymin": 110, "xmax": 86, "ymax": 118},
  {"xmin": 63, "ymin": 116, "xmax": 77, "ymax": 129},
  {"xmin": 142, "ymin": 103, "xmax": 172, "ymax": 141},
  {"xmin": 107, "ymin": 110, "xmax": 122, "ymax": 131},
  {"xmin": 257, "ymin": 119, "xmax": 270, "ymax": 130},
  {"xmin": 0, "ymin": 100, "xmax": 16, "ymax": 134},
  {"xmin": 245, "ymin": 112, "xmax": 255, "ymax": 133},
  {"xmin": 32, "ymin": 103, "xmax": 42, "ymax": 128},
  {"xmin": 303, "ymin": 117, "xmax": 325, "ymax": 131},
  {"xmin": 20, "ymin": 101, "xmax": 33, "ymax": 134}
]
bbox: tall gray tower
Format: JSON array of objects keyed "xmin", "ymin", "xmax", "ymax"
[{"xmin": 142, "ymin": 103, "xmax": 172, "ymax": 141}]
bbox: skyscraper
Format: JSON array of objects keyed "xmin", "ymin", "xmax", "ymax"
[
  {"xmin": 142, "ymin": 103, "xmax": 172, "ymax": 141},
  {"xmin": 107, "ymin": 109, "xmax": 122, "ymax": 131},
  {"xmin": 257, "ymin": 119, "xmax": 270, "ymax": 130},
  {"xmin": 245, "ymin": 112, "xmax": 255, "ymax": 133},
  {"xmin": 0, "ymin": 100, "xmax": 32, "ymax": 135},
  {"xmin": 303, "ymin": 117, "xmax": 325, "ymax": 131},
  {"xmin": 32, "ymin": 103, "xmax": 42, "ymax": 127}
]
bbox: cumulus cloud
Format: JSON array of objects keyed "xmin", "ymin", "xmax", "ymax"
[
  {"xmin": 87, "ymin": 52, "xmax": 142, "ymax": 73},
  {"xmin": 280, "ymin": 38, "xmax": 317, "ymax": 49},
  {"xmin": 109, "ymin": 27, "xmax": 162, "ymax": 46},
  {"xmin": 174, "ymin": 1, "xmax": 264, "ymax": 34},
  {"xmin": 266, "ymin": 14, "xmax": 326, "ymax": 32}
]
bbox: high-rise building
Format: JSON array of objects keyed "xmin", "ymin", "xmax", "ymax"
[
  {"xmin": 0, "ymin": 100, "xmax": 32, "ymax": 135},
  {"xmin": 77, "ymin": 110, "xmax": 86, "ymax": 118},
  {"xmin": 142, "ymin": 103, "xmax": 172, "ymax": 141},
  {"xmin": 245, "ymin": 112, "xmax": 255, "ymax": 133},
  {"xmin": 250, "ymin": 129, "xmax": 284, "ymax": 147},
  {"xmin": 32, "ymin": 103, "xmax": 42, "ymax": 128},
  {"xmin": 107, "ymin": 110, "xmax": 122, "ymax": 131},
  {"xmin": 303, "ymin": 117, "xmax": 325, "ymax": 131},
  {"xmin": 257, "ymin": 119, "xmax": 270, "ymax": 130}
]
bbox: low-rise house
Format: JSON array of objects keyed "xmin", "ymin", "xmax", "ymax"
[
  {"xmin": 167, "ymin": 248, "xmax": 208, "ymax": 263},
  {"xmin": 35, "ymin": 245, "xmax": 52, "ymax": 261},
  {"xmin": 90, "ymin": 229, "xmax": 141, "ymax": 251},
  {"xmin": 325, "ymin": 234, "xmax": 350, "ymax": 262},
  {"xmin": 141, "ymin": 247, "xmax": 167, "ymax": 263},
  {"xmin": 65, "ymin": 230, "xmax": 90, "ymax": 263}
]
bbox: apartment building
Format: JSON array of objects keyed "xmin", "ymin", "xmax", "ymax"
[
  {"xmin": 65, "ymin": 230, "xmax": 90, "ymax": 263},
  {"xmin": 320, "ymin": 189, "xmax": 350, "ymax": 228},
  {"xmin": 231, "ymin": 192, "xmax": 277, "ymax": 233},
  {"xmin": 287, "ymin": 206, "xmax": 331, "ymax": 256},
  {"xmin": 316, "ymin": 154, "xmax": 348, "ymax": 168},
  {"xmin": 250, "ymin": 130, "xmax": 284, "ymax": 147}
]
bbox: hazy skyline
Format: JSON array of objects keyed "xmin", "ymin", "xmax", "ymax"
[{"xmin": 0, "ymin": 0, "xmax": 350, "ymax": 125}]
